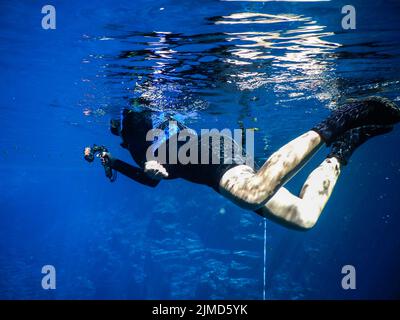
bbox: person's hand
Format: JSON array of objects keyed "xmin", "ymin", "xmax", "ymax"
[
  {"xmin": 84, "ymin": 147, "xmax": 91, "ymax": 157},
  {"xmin": 144, "ymin": 160, "xmax": 169, "ymax": 180},
  {"xmin": 84, "ymin": 146, "xmax": 95, "ymax": 162},
  {"xmin": 99, "ymin": 152, "xmax": 111, "ymax": 165}
]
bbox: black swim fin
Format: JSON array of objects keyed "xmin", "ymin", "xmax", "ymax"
[
  {"xmin": 327, "ymin": 125, "xmax": 393, "ymax": 165},
  {"xmin": 313, "ymin": 96, "xmax": 400, "ymax": 146}
]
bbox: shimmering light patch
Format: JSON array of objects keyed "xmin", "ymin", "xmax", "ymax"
[
  {"xmin": 220, "ymin": 15, "xmax": 340, "ymax": 97},
  {"xmin": 98, "ymin": 6, "xmax": 342, "ymax": 112},
  {"xmin": 215, "ymin": 12, "xmax": 308, "ymax": 25},
  {"xmin": 231, "ymin": 72, "xmax": 270, "ymax": 91},
  {"xmin": 225, "ymin": 58, "xmax": 253, "ymax": 66}
]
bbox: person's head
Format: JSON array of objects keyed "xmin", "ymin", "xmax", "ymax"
[
  {"xmin": 120, "ymin": 108, "xmax": 154, "ymax": 135},
  {"xmin": 111, "ymin": 108, "xmax": 154, "ymax": 144},
  {"xmin": 110, "ymin": 119, "xmax": 121, "ymax": 136},
  {"xmin": 116, "ymin": 108, "xmax": 155, "ymax": 166}
]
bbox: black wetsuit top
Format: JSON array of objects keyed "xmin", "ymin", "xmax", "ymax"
[{"xmin": 109, "ymin": 109, "xmax": 246, "ymax": 192}]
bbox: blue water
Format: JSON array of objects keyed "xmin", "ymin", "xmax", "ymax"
[{"xmin": 1, "ymin": 0, "xmax": 400, "ymax": 300}]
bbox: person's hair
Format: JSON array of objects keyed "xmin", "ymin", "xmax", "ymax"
[
  {"xmin": 122, "ymin": 109, "xmax": 153, "ymax": 136},
  {"xmin": 120, "ymin": 108, "xmax": 155, "ymax": 166}
]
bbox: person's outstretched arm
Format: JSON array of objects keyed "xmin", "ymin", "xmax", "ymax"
[{"xmin": 109, "ymin": 157, "xmax": 161, "ymax": 188}]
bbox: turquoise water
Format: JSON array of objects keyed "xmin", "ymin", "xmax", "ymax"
[{"xmin": 0, "ymin": 0, "xmax": 400, "ymax": 299}]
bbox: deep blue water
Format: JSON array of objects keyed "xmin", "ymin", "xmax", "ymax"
[{"xmin": 1, "ymin": 0, "xmax": 400, "ymax": 299}]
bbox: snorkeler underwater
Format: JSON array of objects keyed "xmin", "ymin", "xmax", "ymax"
[{"xmin": 1, "ymin": 0, "xmax": 400, "ymax": 306}]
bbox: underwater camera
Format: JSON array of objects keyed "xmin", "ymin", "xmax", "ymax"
[
  {"xmin": 84, "ymin": 145, "xmax": 116, "ymax": 181},
  {"xmin": 84, "ymin": 145, "xmax": 109, "ymax": 163}
]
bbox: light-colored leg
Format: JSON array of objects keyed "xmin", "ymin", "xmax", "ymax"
[
  {"xmin": 219, "ymin": 130, "xmax": 323, "ymax": 210},
  {"xmin": 258, "ymin": 157, "xmax": 341, "ymax": 230}
]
